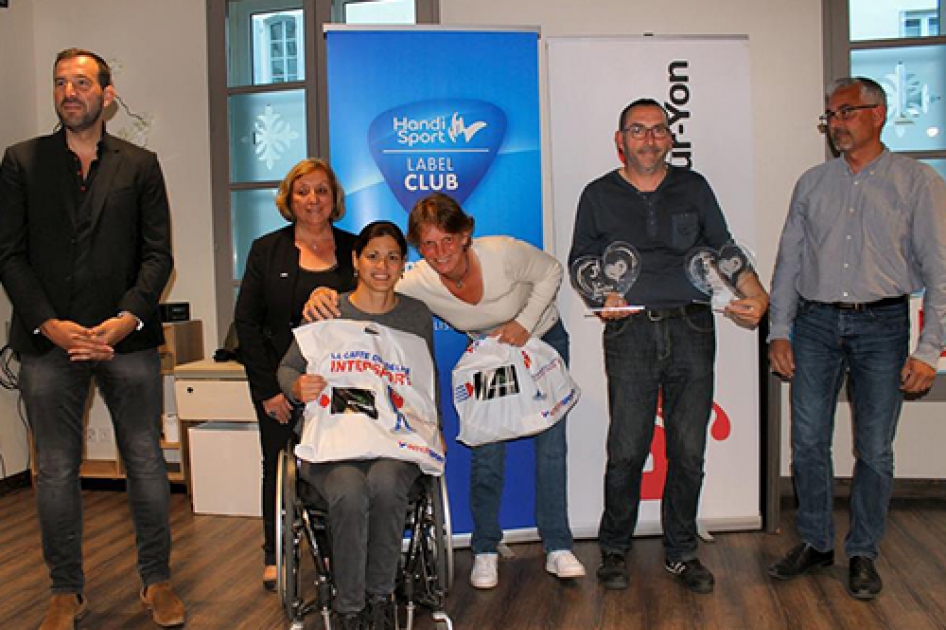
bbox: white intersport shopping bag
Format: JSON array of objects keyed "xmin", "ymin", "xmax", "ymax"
[
  {"xmin": 293, "ymin": 319, "xmax": 444, "ymax": 476},
  {"xmin": 452, "ymin": 336, "xmax": 580, "ymax": 447}
]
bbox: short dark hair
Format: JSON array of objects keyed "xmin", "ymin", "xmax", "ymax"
[
  {"xmin": 55, "ymin": 48, "xmax": 112, "ymax": 88},
  {"xmin": 354, "ymin": 220, "xmax": 408, "ymax": 258},
  {"xmin": 618, "ymin": 98, "xmax": 668, "ymax": 130},
  {"xmin": 407, "ymin": 193, "xmax": 475, "ymax": 248}
]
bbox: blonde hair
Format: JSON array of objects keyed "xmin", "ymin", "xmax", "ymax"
[{"xmin": 275, "ymin": 158, "xmax": 345, "ymax": 223}]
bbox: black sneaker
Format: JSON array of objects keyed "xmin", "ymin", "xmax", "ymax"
[
  {"xmin": 596, "ymin": 551, "xmax": 628, "ymax": 590},
  {"xmin": 848, "ymin": 556, "xmax": 882, "ymax": 600},
  {"xmin": 665, "ymin": 558, "xmax": 715, "ymax": 594}
]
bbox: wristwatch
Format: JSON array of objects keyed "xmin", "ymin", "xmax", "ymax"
[{"xmin": 117, "ymin": 310, "xmax": 144, "ymax": 331}]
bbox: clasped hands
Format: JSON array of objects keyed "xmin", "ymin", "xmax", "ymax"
[{"xmin": 40, "ymin": 316, "xmax": 137, "ymax": 362}]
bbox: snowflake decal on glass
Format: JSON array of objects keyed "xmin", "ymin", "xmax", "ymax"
[
  {"xmin": 253, "ymin": 103, "xmax": 300, "ymax": 170},
  {"xmin": 882, "ymin": 62, "xmax": 942, "ymax": 139}
]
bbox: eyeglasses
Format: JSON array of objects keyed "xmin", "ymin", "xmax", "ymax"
[
  {"xmin": 621, "ymin": 124, "xmax": 671, "ymax": 140},
  {"xmin": 819, "ymin": 104, "xmax": 879, "ymax": 125}
]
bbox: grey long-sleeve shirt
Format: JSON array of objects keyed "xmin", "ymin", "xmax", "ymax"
[{"xmin": 769, "ymin": 149, "xmax": 946, "ymax": 366}]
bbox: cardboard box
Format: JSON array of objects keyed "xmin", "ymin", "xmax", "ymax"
[
  {"xmin": 160, "ymin": 320, "xmax": 204, "ymax": 372},
  {"xmin": 188, "ymin": 422, "xmax": 262, "ymax": 517}
]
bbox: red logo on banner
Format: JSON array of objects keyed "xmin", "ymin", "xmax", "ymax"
[{"xmin": 640, "ymin": 396, "xmax": 732, "ymax": 500}]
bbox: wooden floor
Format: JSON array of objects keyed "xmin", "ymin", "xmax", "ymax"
[{"xmin": 1, "ymin": 487, "xmax": 944, "ymax": 630}]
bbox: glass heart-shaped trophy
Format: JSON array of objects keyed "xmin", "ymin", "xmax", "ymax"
[
  {"xmin": 685, "ymin": 241, "xmax": 755, "ymax": 310},
  {"xmin": 570, "ymin": 241, "xmax": 643, "ymax": 314}
]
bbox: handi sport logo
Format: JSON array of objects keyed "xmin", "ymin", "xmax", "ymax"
[{"xmin": 368, "ymin": 99, "xmax": 507, "ymax": 211}]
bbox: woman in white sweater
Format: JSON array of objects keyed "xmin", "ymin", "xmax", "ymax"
[{"xmin": 306, "ymin": 193, "xmax": 584, "ymax": 589}]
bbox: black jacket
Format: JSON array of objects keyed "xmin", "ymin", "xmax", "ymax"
[
  {"xmin": 0, "ymin": 130, "xmax": 173, "ymax": 354},
  {"xmin": 234, "ymin": 224, "xmax": 356, "ymax": 403}
]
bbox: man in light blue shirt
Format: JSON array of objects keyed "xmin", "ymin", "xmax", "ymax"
[{"xmin": 767, "ymin": 77, "xmax": 946, "ymax": 600}]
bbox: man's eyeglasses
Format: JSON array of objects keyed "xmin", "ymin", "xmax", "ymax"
[
  {"xmin": 621, "ymin": 124, "xmax": 671, "ymax": 140},
  {"xmin": 819, "ymin": 104, "xmax": 879, "ymax": 126}
]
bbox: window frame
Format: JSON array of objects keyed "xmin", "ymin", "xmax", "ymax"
[
  {"xmin": 823, "ymin": 0, "xmax": 946, "ymax": 159},
  {"xmin": 901, "ymin": 9, "xmax": 939, "ymax": 37},
  {"xmin": 206, "ymin": 0, "xmax": 439, "ymax": 343},
  {"xmin": 255, "ymin": 11, "xmax": 304, "ymax": 83}
]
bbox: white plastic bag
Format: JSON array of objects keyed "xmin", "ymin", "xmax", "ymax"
[
  {"xmin": 293, "ymin": 319, "xmax": 444, "ymax": 476},
  {"xmin": 452, "ymin": 336, "xmax": 580, "ymax": 447}
]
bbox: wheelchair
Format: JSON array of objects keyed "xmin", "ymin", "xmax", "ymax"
[{"xmin": 276, "ymin": 448, "xmax": 454, "ymax": 630}]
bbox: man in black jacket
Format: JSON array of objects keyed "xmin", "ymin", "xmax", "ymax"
[{"xmin": 0, "ymin": 48, "xmax": 184, "ymax": 629}]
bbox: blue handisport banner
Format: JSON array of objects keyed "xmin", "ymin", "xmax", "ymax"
[{"xmin": 327, "ymin": 27, "xmax": 543, "ymax": 539}]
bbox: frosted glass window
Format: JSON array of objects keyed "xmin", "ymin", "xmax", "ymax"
[
  {"xmin": 852, "ymin": 45, "xmax": 946, "ymax": 152},
  {"xmin": 231, "ymin": 188, "xmax": 287, "ymax": 279},
  {"xmin": 229, "ymin": 89, "xmax": 307, "ymax": 183},
  {"xmin": 336, "ymin": 0, "xmax": 415, "ymax": 23},
  {"xmin": 851, "ymin": 0, "xmax": 941, "ymax": 41}
]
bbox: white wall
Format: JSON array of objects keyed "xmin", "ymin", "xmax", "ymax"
[{"xmin": 0, "ymin": 0, "xmax": 37, "ymax": 479}]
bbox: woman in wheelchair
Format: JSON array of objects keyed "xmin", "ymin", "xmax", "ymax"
[{"xmin": 278, "ymin": 220, "xmax": 438, "ymax": 630}]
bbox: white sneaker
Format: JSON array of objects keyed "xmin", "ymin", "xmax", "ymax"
[
  {"xmin": 546, "ymin": 550, "xmax": 586, "ymax": 579},
  {"xmin": 470, "ymin": 553, "xmax": 499, "ymax": 589}
]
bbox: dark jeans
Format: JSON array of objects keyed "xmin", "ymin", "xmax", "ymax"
[
  {"xmin": 469, "ymin": 319, "xmax": 574, "ymax": 554},
  {"xmin": 20, "ymin": 348, "xmax": 170, "ymax": 594},
  {"xmin": 257, "ymin": 403, "xmax": 297, "ymax": 566},
  {"xmin": 301, "ymin": 459, "xmax": 420, "ymax": 614},
  {"xmin": 790, "ymin": 299, "xmax": 909, "ymax": 559},
  {"xmin": 597, "ymin": 306, "xmax": 716, "ymax": 563}
]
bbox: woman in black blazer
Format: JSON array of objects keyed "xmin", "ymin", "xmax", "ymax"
[{"xmin": 234, "ymin": 158, "xmax": 357, "ymax": 590}]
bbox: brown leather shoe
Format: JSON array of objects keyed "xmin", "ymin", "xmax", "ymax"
[
  {"xmin": 39, "ymin": 594, "xmax": 88, "ymax": 630},
  {"xmin": 262, "ymin": 565, "xmax": 277, "ymax": 592},
  {"xmin": 140, "ymin": 582, "xmax": 185, "ymax": 627}
]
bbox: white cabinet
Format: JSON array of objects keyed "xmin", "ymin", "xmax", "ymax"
[
  {"xmin": 174, "ymin": 379, "xmax": 255, "ymax": 421},
  {"xmin": 173, "ymin": 359, "xmax": 260, "ymax": 515},
  {"xmin": 188, "ymin": 422, "xmax": 261, "ymax": 516}
]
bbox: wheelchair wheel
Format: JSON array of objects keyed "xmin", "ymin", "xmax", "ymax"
[
  {"xmin": 430, "ymin": 475, "xmax": 455, "ymax": 593},
  {"xmin": 276, "ymin": 449, "xmax": 302, "ymax": 621}
]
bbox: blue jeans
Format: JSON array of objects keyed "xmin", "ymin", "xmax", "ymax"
[
  {"xmin": 597, "ymin": 306, "xmax": 716, "ymax": 563},
  {"xmin": 301, "ymin": 459, "xmax": 420, "ymax": 614},
  {"xmin": 20, "ymin": 348, "xmax": 171, "ymax": 594},
  {"xmin": 469, "ymin": 319, "xmax": 574, "ymax": 554},
  {"xmin": 790, "ymin": 299, "xmax": 908, "ymax": 559}
]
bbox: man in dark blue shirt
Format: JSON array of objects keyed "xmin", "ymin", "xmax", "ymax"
[{"xmin": 569, "ymin": 98, "xmax": 767, "ymax": 594}]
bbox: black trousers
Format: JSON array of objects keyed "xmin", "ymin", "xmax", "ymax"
[{"xmin": 256, "ymin": 401, "xmax": 298, "ymax": 565}]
